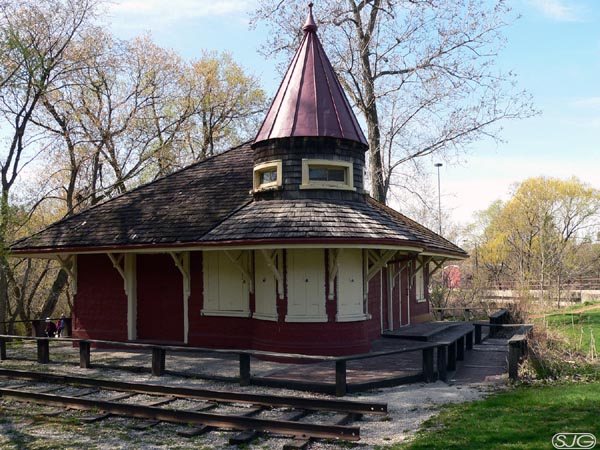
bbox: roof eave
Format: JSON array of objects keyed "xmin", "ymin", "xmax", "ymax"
[{"xmin": 10, "ymin": 237, "xmax": 467, "ymax": 260}]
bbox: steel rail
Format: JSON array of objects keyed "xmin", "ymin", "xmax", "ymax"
[
  {"xmin": 0, "ymin": 387, "xmax": 360, "ymax": 441},
  {"xmin": 0, "ymin": 368, "xmax": 387, "ymax": 415}
]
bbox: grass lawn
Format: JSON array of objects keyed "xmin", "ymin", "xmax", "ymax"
[
  {"xmin": 390, "ymin": 382, "xmax": 600, "ymax": 450},
  {"xmin": 541, "ymin": 303, "xmax": 600, "ymax": 356}
]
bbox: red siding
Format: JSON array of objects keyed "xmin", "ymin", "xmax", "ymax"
[
  {"xmin": 137, "ymin": 254, "xmax": 184, "ymax": 342},
  {"xmin": 72, "ymin": 251, "xmax": 431, "ymax": 356},
  {"xmin": 73, "ymin": 254, "xmax": 127, "ymax": 341}
]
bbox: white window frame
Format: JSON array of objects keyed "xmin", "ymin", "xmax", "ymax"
[
  {"xmin": 300, "ymin": 159, "xmax": 355, "ymax": 191},
  {"xmin": 253, "ymin": 160, "xmax": 282, "ymax": 192}
]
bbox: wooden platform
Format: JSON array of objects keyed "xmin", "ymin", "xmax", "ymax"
[{"xmin": 382, "ymin": 321, "xmax": 465, "ymax": 341}]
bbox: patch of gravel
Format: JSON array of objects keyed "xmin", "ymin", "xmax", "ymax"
[{"xmin": 0, "ymin": 342, "xmax": 507, "ymax": 449}]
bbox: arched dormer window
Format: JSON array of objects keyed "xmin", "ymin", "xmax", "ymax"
[{"xmin": 300, "ymin": 159, "xmax": 355, "ymax": 191}]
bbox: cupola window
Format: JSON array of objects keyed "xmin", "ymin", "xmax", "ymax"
[
  {"xmin": 253, "ymin": 160, "xmax": 282, "ymax": 192},
  {"xmin": 301, "ymin": 159, "xmax": 355, "ymax": 191}
]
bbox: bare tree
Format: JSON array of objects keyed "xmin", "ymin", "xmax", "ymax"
[
  {"xmin": 0, "ymin": 0, "xmax": 100, "ymax": 331},
  {"xmin": 252, "ymin": 0, "xmax": 536, "ymax": 203}
]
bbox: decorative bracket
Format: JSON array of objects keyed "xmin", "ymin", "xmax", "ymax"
[
  {"xmin": 428, "ymin": 258, "xmax": 449, "ymax": 277},
  {"xmin": 225, "ymin": 250, "xmax": 254, "ymax": 294},
  {"xmin": 328, "ymin": 249, "xmax": 343, "ymax": 300},
  {"xmin": 170, "ymin": 252, "xmax": 190, "ymax": 345},
  {"xmin": 169, "ymin": 252, "xmax": 190, "ymax": 298},
  {"xmin": 56, "ymin": 255, "xmax": 77, "ymax": 295},
  {"xmin": 108, "ymin": 253, "xmax": 137, "ymax": 340},
  {"xmin": 107, "ymin": 253, "xmax": 126, "ymax": 281},
  {"xmin": 366, "ymin": 249, "xmax": 397, "ymax": 283},
  {"xmin": 259, "ymin": 249, "xmax": 284, "ymax": 299}
]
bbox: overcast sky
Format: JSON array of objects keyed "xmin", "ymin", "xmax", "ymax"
[{"xmin": 107, "ymin": 0, "xmax": 600, "ymax": 227}]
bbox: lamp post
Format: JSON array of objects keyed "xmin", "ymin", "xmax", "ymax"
[{"xmin": 434, "ymin": 163, "xmax": 443, "ymax": 235}]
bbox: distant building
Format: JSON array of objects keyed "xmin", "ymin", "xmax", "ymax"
[
  {"xmin": 443, "ymin": 265, "xmax": 461, "ymax": 289},
  {"xmin": 10, "ymin": 6, "xmax": 466, "ymax": 355}
]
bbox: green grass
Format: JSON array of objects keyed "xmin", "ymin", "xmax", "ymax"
[
  {"xmin": 389, "ymin": 383, "xmax": 600, "ymax": 450},
  {"xmin": 542, "ymin": 305, "xmax": 600, "ymax": 356}
]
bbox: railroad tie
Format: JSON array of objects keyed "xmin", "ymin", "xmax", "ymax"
[
  {"xmin": 228, "ymin": 406, "xmax": 265, "ymax": 445},
  {"xmin": 176, "ymin": 403, "xmax": 218, "ymax": 437}
]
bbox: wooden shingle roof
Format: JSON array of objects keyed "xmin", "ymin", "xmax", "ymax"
[
  {"xmin": 201, "ymin": 198, "xmax": 465, "ymax": 257},
  {"xmin": 11, "ymin": 144, "xmax": 254, "ymax": 253},
  {"xmin": 11, "ymin": 143, "xmax": 465, "ymax": 258}
]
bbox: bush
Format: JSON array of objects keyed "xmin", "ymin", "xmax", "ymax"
[{"xmin": 521, "ymin": 325, "xmax": 600, "ymax": 382}]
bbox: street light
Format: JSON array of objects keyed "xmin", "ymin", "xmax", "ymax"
[{"xmin": 434, "ymin": 163, "xmax": 443, "ymax": 235}]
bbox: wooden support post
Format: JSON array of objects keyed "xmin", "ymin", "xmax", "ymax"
[
  {"xmin": 37, "ymin": 339, "xmax": 50, "ymax": 364},
  {"xmin": 422, "ymin": 347, "xmax": 435, "ymax": 383},
  {"xmin": 508, "ymin": 340, "xmax": 522, "ymax": 381},
  {"xmin": 335, "ymin": 360, "xmax": 347, "ymax": 396},
  {"xmin": 447, "ymin": 341, "xmax": 457, "ymax": 371},
  {"xmin": 466, "ymin": 330, "xmax": 474, "ymax": 350},
  {"xmin": 152, "ymin": 347, "xmax": 166, "ymax": 377},
  {"xmin": 79, "ymin": 341, "xmax": 91, "ymax": 369},
  {"xmin": 437, "ymin": 345, "xmax": 448, "ymax": 382},
  {"xmin": 0, "ymin": 338, "xmax": 6, "ymax": 361},
  {"xmin": 239, "ymin": 353, "xmax": 251, "ymax": 386},
  {"xmin": 474, "ymin": 324, "xmax": 482, "ymax": 345},
  {"xmin": 457, "ymin": 336, "xmax": 465, "ymax": 361}
]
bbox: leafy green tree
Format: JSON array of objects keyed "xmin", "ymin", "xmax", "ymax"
[{"xmin": 476, "ymin": 177, "xmax": 600, "ymax": 299}]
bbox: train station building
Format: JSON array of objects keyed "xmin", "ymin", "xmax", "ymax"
[{"xmin": 11, "ymin": 6, "xmax": 466, "ymax": 356}]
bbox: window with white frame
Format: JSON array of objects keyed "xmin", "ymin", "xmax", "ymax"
[
  {"xmin": 300, "ymin": 159, "xmax": 355, "ymax": 191},
  {"xmin": 253, "ymin": 160, "xmax": 282, "ymax": 192},
  {"xmin": 202, "ymin": 251, "xmax": 251, "ymax": 317}
]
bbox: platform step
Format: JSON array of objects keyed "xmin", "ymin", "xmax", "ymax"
[{"xmin": 382, "ymin": 322, "xmax": 464, "ymax": 341}]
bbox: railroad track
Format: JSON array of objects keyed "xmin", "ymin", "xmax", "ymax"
[{"xmin": 0, "ymin": 368, "xmax": 387, "ymax": 447}]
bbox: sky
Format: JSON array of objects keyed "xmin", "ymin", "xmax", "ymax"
[{"xmin": 106, "ymin": 0, "xmax": 600, "ymax": 227}]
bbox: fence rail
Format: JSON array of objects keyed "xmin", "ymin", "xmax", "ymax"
[{"xmin": 474, "ymin": 278, "xmax": 600, "ymax": 291}]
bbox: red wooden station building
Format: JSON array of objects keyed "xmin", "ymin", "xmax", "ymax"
[{"xmin": 11, "ymin": 6, "xmax": 466, "ymax": 356}]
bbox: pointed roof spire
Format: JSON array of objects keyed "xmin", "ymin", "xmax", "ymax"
[
  {"xmin": 254, "ymin": 2, "xmax": 367, "ymax": 147},
  {"xmin": 303, "ymin": 2, "xmax": 317, "ymax": 33}
]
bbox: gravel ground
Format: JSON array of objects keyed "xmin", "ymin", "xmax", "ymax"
[{"xmin": 0, "ymin": 342, "xmax": 507, "ymax": 449}]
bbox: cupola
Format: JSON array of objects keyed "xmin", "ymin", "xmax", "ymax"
[{"xmin": 252, "ymin": 3, "xmax": 368, "ymax": 202}]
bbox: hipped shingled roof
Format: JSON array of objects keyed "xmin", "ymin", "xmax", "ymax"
[{"xmin": 11, "ymin": 142, "xmax": 465, "ymax": 258}]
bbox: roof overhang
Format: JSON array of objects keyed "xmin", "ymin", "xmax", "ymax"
[{"xmin": 11, "ymin": 238, "xmax": 467, "ymax": 261}]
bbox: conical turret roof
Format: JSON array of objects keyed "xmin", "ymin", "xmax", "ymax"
[{"xmin": 254, "ymin": 3, "xmax": 368, "ymax": 147}]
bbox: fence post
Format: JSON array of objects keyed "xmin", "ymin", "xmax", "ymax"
[
  {"xmin": 447, "ymin": 341, "xmax": 457, "ymax": 371},
  {"xmin": 0, "ymin": 337, "xmax": 6, "ymax": 361},
  {"xmin": 474, "ymin": 324, "xmax": 482, "ymax": 345},
  {"xmin": 335, "ymin": 360, "xmax": 347, "ymax": 396},
  {"xmin": 37, "ymin": 338, "xmax": 50, "ymax": 364},
  {"xmin": 508, "ymin": 339, "xmax": 523, "ymax": 380},
  {"xmin": 466, "ymin": 330, "xmax": 474, "ymax": 350},
  {"xmin": 79, "ymin": 341, "xmax": 91, "ymax": 369},
  {"xmin": 457, "ymin": 336, "xmax": 465, "ymax": 361},
  {"xmin": 152, "ymin": 347, "xmax": 166, "ymax": 377},
  {"xmin": 422, "ymin": 347, "xmax": 435, "ymax": 383},
  {"xmin": 239, "ymin": 353, "xmax": 251, "ymax": 386},
  {"xmin": 437, "ymin": 345, "xmax": 448, "ymax": 382}
]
